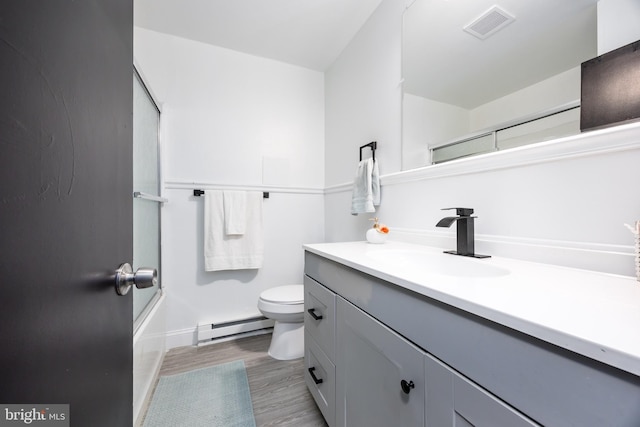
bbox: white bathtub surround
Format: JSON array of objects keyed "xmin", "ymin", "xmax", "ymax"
[
  {"xmin": 305, "ymin": 240, "xmax": 640, "ymax": 377},
  {"xmin": 133, "ymin": 294, "xmax": 166, "ymax": 426}
]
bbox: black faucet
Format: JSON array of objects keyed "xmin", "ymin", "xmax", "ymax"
[{"xmin": 436, "ymin": 208, "xmax": 490, "ymax": 258}]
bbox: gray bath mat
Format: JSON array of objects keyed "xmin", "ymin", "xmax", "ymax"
[{"xmin": 142, "ymin": 360, "xmax": 256, "ymax": 427}]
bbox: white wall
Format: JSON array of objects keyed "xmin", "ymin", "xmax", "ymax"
[
  {"xmin": 324, "ymin": 0, "xmax": 640, "ymax": 276},
  {"xmin": 598, "ymin": 0, "xmax": 640, "ymax": 54},
  {"xmin": 323, "ymin": 0, "xmax": 406, "ymax": 239},
  {"xmin": 324, "ymin": 0, "xmax": 405, "ymax": 187},
  {"xmin": 135, "ymin": 28, "xmax": 325, "ymax": 188},
  {"xmin": 134, "ymin": 28, "xmax": 325, "ymax": 348}
]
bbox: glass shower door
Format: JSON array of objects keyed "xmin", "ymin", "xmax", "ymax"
[{"xmin": 133, "ymin": 68, "xmax": 163, "ymax": 329}]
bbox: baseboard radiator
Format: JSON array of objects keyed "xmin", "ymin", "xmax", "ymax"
[{"xmin": 197, "ymin": 316, "xmax": 274, "ymax": 346}]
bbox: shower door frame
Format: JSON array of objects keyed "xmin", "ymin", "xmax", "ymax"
[{"xmin": 133, "ymin": 64, "xmax": 164, "ymax": 333}]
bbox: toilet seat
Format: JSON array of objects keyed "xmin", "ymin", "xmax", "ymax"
[
  {"xmin": 258, "ymin": 285, "xmax": 304, "ymax": 319},
  {"xmin": 259, "ymin": 285, "xmax": 303, "ymax": 305}
]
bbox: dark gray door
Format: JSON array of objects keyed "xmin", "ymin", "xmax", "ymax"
[{"xmin": 0, "ymin": 1, "xmax": 133, "ymax": 425}]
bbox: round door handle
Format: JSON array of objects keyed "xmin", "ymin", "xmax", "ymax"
[
  {"xmin": 115, "ymin": 263, "xmax": 157, "ymax": 296},
  {"xmin": 401, "ymin": 379, "xmax": 415, "ymax": 394}
]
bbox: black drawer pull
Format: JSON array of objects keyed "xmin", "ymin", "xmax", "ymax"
[
  {"xmin": 401, "ymin": 379, "xmax": 415, "ymax": 394},
  {"xmin": 307, "ymin": 308, "xmax": 323, "ymax": 320},
  {"xmin": 308, "ymin": 367, "xmax": 323, "ymax": 384}
]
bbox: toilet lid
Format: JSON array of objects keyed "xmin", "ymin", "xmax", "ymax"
[{"xmin": 260, "ymin": 285, "xmax": 303, "ymax": 304}]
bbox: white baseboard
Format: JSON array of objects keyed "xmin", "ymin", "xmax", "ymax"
[
  {"xmin": 164, "ymin": 321, "xmax": 276, "ymax": 351},
  {"xmin": 165, "ymin": 327, "xmax": 198, "ymax": 350}
]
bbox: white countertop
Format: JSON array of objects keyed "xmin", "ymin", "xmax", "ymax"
[{"xmin": 303, "ymin": 240, "xmax": 640, "ymax": 377}]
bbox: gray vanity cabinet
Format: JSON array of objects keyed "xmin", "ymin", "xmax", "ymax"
[
  {"xmin": 303, "ymin": 251, "xmax": 537, "ymax": 427},
  {"xmin": 304, "ymin": 250, "xmax": 640, "ymax": 426},
  {"xmin": 336, "ymin": 297, "xmax": 425, "ymax": 427}
]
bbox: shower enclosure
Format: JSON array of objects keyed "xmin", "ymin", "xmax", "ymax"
[
  {"xmin": 133, "ymin": 67, "xmax": 164, "ymax": 330},
  {"xmin": 132, "ymin": 66, "xmax": 167, "ymax": 424}
]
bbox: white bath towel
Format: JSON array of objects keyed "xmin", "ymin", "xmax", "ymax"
[
  {"xmin": 204, "ymin": 190, "xmax": 264, "ymax": 271},
  {"xmin": 223, "ymin": 191, "xmax": 246, "ymax": 235},
  {"xmin": 351, "ymin": 158, "xmax": 380, "ymax": 215}
]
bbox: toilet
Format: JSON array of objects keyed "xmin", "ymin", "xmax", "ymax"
[{"xmin": 258, "ymin": 285, "xmax": 304, "ymax": 360}]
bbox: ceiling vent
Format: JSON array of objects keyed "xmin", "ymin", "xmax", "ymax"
[{"xmin": 463, "ymin": 6, "xmax": 515, "ymax": 40}]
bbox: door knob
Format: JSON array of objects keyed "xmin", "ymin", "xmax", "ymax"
[{"xmin": 115, "ymin": 263, "xmax": 157, "ymax": 296}]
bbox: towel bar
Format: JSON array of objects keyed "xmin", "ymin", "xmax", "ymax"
[
  {"xmin": 193, "ymin": 190, "xmax": 269, "ymax": 198},
  {"xmin": 133, "ymin": 191, "xmax": 168, "ymax": 203}
]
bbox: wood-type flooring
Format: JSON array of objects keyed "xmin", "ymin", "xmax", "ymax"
[{"xmin": 142, "ymin": 332, "xmax": 328, "ymax": 427}]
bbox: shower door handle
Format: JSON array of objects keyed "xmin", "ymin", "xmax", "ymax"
[{"xmin": 115, "ymin": 263, "xmax": 157, "ymax": 296}]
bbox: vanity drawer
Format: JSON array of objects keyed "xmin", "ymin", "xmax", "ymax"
[
  {"xmin": 304, "ymin": 275, "xmax": 336, "ymax": 360},
  {"xmin": 305, "ymin": 332, "xmax": 336, "ymax": 427}
]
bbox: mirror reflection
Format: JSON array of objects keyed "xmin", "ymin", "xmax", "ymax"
[{"xmin": 402, "ymin": 0, "xmax": 598, "ymax": 169}]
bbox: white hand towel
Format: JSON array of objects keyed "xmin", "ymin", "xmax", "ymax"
[
  {"xmin": 371, "ymin": 159, "xmax": 380, "ymax": 207},
  {"xmin": 204, "ymin": 191, "xmax": 264, "ymax": 271},
  {"xmin": 223, "ymin": 191, "xmax": 246, "ymax": 235},
  {"xmin": 351, "ymin": 158, "xmax": 380, "ymax": 215}
]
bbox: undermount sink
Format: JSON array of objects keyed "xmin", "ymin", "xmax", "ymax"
[{"xmin": 366, "ymin": 249, "xmax": 510, "ymax": 278}]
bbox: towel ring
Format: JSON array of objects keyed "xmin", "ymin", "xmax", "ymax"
[{"xmin": 359, "ymin": 141, "xmax": 377, "ymax": 162}]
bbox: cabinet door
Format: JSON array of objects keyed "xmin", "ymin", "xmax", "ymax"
[
  {"xmin": 425, "ymin": 355, "xmax": 539, "ymax": 427},
  {"xmin": 336, "ymin": 297, "xmax": 425, "ymax": 427}
]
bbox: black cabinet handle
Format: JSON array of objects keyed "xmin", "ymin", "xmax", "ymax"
[
  {"xmin": 307, "ymin": 308, "xmax": 323, "ymax": 320},
  {"xmin": 308, "ymin": 367, "xmax": 323, "ymax": 384},
  {"xmin": 401, "ymin": 379, "xmax": 415, "ymax": 394}
]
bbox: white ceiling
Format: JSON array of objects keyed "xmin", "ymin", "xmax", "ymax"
[{"xmin": 134, "ymin": 0, "xmax": 384, "ymax": 71}]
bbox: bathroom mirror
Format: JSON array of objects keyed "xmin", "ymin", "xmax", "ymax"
[{"xmin": 402, "ymin": 0, "xmax": 598, "ymax": 169}]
